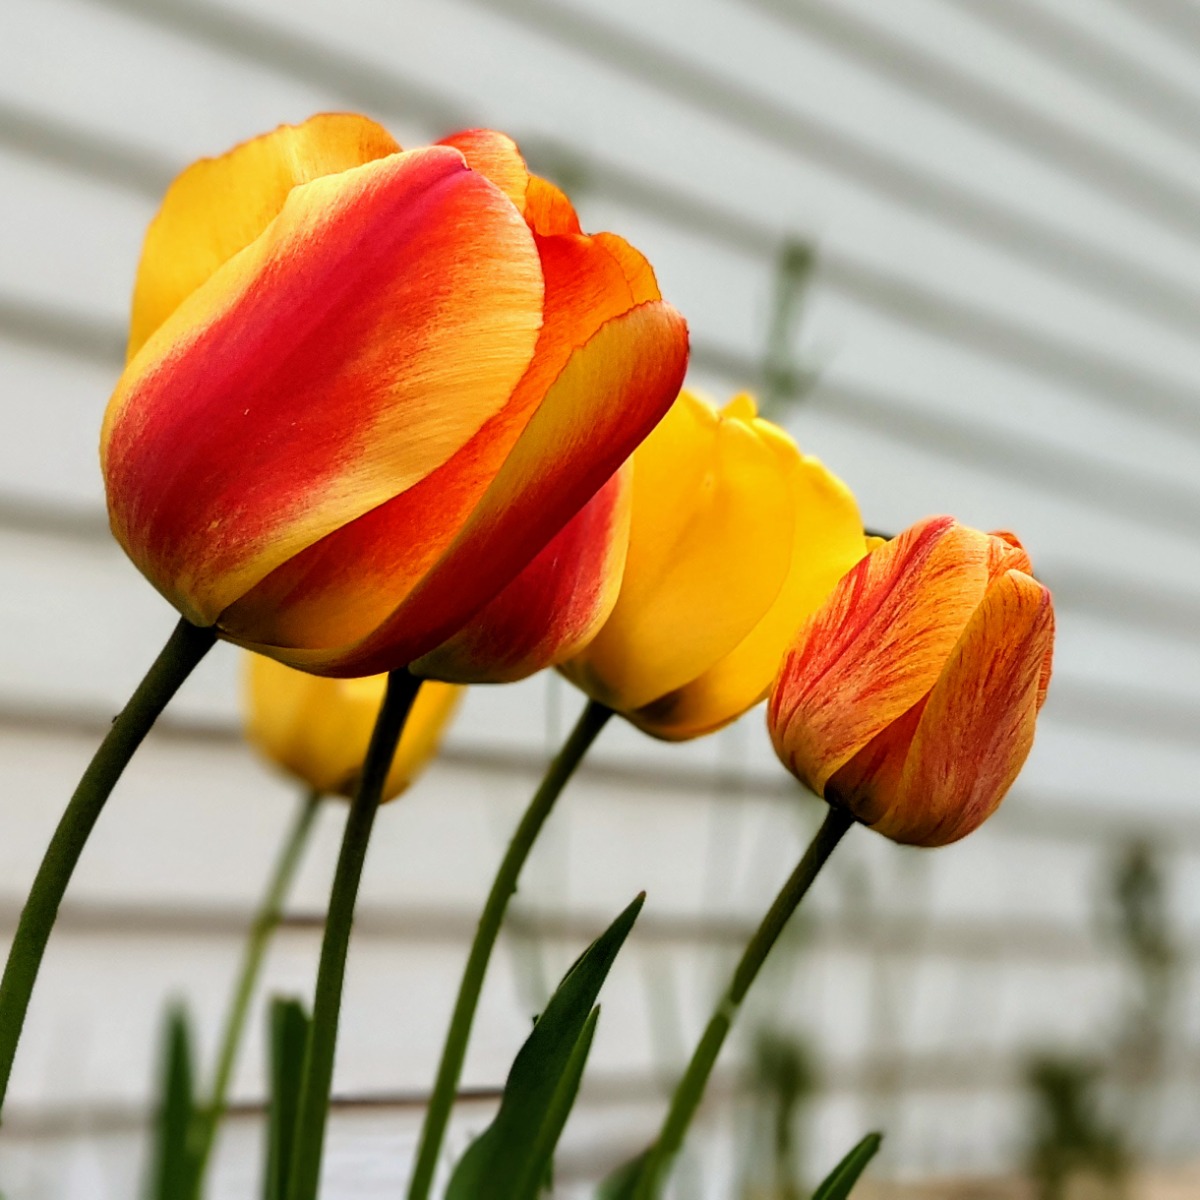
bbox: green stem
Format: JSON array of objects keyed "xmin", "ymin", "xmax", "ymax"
[
  {"xmin": 405, "ymin": 698, "xmax": 613, "ymax": 1200},
  {"xmin": 286, "ymin": 670, "xmax": 422, "ymax": 1200},
  {"xmin": 0, "ymin": 617, "xmax": 216, "ymax": 1118},
  {"xmin": 634, "ymin": 805, "xmax": 854, "ymax": 1200},
  {"xmin": 190, "ymin": 788, "xmax": 323, "ymax": 1185}
]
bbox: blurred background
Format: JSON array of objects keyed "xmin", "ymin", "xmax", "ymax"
[{"xmin": 4, "ymin": 0, "xmax": 1200, "ymax": 1196}]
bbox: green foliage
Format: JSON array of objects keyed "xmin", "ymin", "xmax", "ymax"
[
  {"xmin": 144, "ymin": 1005, "xmax": 199, "ymax": 1200},
  {"xmin": 747, "ymin": 1028, "xmax": 819, "ymax": 1199},
  {"xmin": 264, "ymin": 997, "xmax": 311, "ymax": 1200},
  {"xmin": 809, "ymin": 1132, "xmax": 882, "ymax": 1200},
  {"xmin": 595, "ymin": 1151, "xmax": 650, "ymax": 1200},
  {"xmin": 446, "ymin": 893, "xmax": 645, "ymax": 1200},
  {"xmin": 1024, "ymin": 1056, "xmax": 1128, "ymax": 1200}
]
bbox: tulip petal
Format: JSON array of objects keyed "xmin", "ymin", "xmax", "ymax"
[
  {"xmin": 868, "ymin": 569, "xmax": 1055, "ymax": 845},
  {"xmin": 564, "ymin": 391, "xmax": 798, "ymax": 712},
  {"xmin": 245, "ymin": 654, "xmax": 461, "ymax": 802},
  {"xmin": 438, "ymin": 128, "xmax": 529, "ymax": 212},
  {"xmin": 219, "ymin": 229, "xmax": 663, "ymax": 658},
  {"xmin": 632, "ymin": 449, "xmax": 865, "ymax": 740},
  {"xmin": 128, "ymin": 113, "xmax": 400, "ymax": 358},
  {"xmin": 259, "ymin": 299, "xmax": 687, "ymax": 675},
  {"xmin": 525, "ymin": 175, "xmax": 582, "ymax": 235},
  {"xmin": 768, "ymin": 516, "xmax": 991, "ymax": 794},
  {"xmin": 104, "ymin": 145, "xmax": 544, "ymax": 627},
  {"xmin": 412, "ymin": 464, "xmax": 631, "ymax": 683}
]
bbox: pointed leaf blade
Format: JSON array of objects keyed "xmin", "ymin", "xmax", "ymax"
[
  {"xmin": 263, "ymin": 996, "xmax": 311, "ymax": 1200},
  {"xmin": 811, "ymin": 1132, "xmax": 883, "ymax": 1200},
  {"xmin": 447, "ymin": 893, "xmax": 645, "ymax": 1200},
  {"xmin": 144, "ymin": 1005, "xmax": 198, "ymax": 1200}
]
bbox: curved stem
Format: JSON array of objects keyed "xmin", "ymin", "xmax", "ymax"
[
  {"xmin": 286, "ymin": 670, "xmax": 422, "ymax": 1200},
  {"xmin": 190, "ymin": 788, "xmax": 323, "ymax": 1185},
  {"xmin": 634, "ymin": 806, "xmax": 854, "ymax": 1200},
  {"xmin": 405, "ymin": 698, "xmax": 613, "ymax": 1200},
  {"xmin": 0, "ymin": 617, "xmax": 216, "ymax": 1117}
]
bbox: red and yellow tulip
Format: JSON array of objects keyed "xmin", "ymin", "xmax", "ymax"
[
  {"xmin": 769, "ymin": 515, "xmax": 1055, "ymax": 846},
  {"xmin": 102, "ymin": 114, "xmax": 688, "ymax": 677},
  {"xmin": 561, "ymin": 391, "xmax": 868, "ymax": 739},
  {"xmin": 244, "ymin": 653, "xmax": 462, "ymax": 802}
]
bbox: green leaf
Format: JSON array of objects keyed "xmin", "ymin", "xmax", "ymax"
[
  {"xmin": 446, "ymin": 893, "xmax": 646, "ymax": 1200},
  {"xmin": 595, "ymin": 1149, "xmax": 651, "ymax": 1200},
  {"xmin": 811, "ymin": 1132, "xmax": 883, "ymax": 1200},
  {"xmin": 263, "ymin": 997, "xmax": 311, "ymax": 1200},
  {"xmin": 144, "ymin": 1005, "xmax": 198, "ymax": 1200},
  {"xmin": 515, "ymin": 1005, "xmax": 600, "ymax": 1198}
]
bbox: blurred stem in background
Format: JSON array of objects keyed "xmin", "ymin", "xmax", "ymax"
[
  {"xmin": 188, "ymin": 788, "xmax": 324, "ymax": 1188},
  {"xmin": 758, "ymin": 239, "xmax": 816, "ymax": 419},
  {"xmin": 740, "ymin": 1028, "xmax": 817, "ymax": 1200},
  {"xmin": 0, "ymin": 617, "xmax": 216, "ymax": 1118},
  {"xmin": 405, "ymin": 698, "xmax": 613, "ymax": 1200},
  {"xmin": 286, "ymin": 670, "xmax": 422, "ymax": 1200},
  {"xmin": 1024, "ymin": 1056, "xmax": 1128, "ymax": 1200},
  {"xmin": 632, "ymin": 805, "xmax": 854, "ymax": 1200},
  {"xmin": 1109, "ymin": 840, "xmax": 1176, "ymax": 1152}
]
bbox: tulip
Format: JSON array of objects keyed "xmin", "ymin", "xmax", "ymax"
[
  {"xmin": 413, "ymin": 464, "xmax": 631, "ymax": 683},
  {"xmin": 769, "ymin": 515, "xmax": 1055, "ymax": 846},
  {"xmin": 102, "ymin": 114, "xmax": 688, "ymax": 678},
  {"xmin": 244, "ymin": 653, "xmax": 462, "ymax": 802},
  {"xmin": 560, "ymin": 390, "xmax": 868, "ymax": 739}
]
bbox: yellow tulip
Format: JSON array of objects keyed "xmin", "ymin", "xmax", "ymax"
[
  {"xmin": 561, "ymin": 390, "xmax": 867, "ymax": 739},
  {"xmin": 243, "ymin": 653, "xmax": 462, "ymax": 801}
]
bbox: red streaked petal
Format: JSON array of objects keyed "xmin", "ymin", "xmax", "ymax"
[
  {"xmin": 872, "ymin": 569, "xmax": 1055, "ymax": 846},
  {"xmin": 261, "ymin": 300, "xmax": 688, "ymax": 675},
  {"xmin": 412, "ymin": 464, "xmax": 631, "ymax": 683},
  {"xmin": 104, "ymin": 145, "xmax": 543, "ymax": 626},
  {"xmin": 219, "ymin": 226, "xmax": 656, "ymax": 655},
  {"xmin": 768, "ymin": 516, "xmax": 990, "ymax": 794}
]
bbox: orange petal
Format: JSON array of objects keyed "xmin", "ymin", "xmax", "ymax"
[
  {"xmin": 104, "ymin": 146, "xmax": 543, "ymax": 627},
  {"xmin": 868, "ymin": 569, "xmax": 1055, "ymax": 846},
  {"xmin": 412, "ymin": 464, "xmax": 631, "ymax": 683},
  {"xmin": 261, "ymin": 300, "xmax": 688, "ymax": 675},
  {"xmin": 221, "ymin": 231, "xmax": 669, "ymax": 660},
  {"xmin": 128, "ymin": 113, "xmax": 400, "ymax": 358},
  {"xmin": 768, "ymin": 516, "xmax": 991, "ymax": 794},
  {"xmin": 437, "ymin": 128, "xmax": 529, "ymax": 212},
  {"xmin": 524, "ymin": 175, "xmax": 582, "ymax": 235}
]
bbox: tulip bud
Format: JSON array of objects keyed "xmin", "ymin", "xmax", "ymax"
[
  {"xmin": 769, "ymin": 516, "xmax": 1055, "ymax": 846},
  {"xmin": 103, "ymin": 115, "xmax": 687, "ymax": 678},
  {"xmin": 561, "ymin": 391, "xmax": 868, "ymax": 740},
  {"xmin": 243, "ymin": 654, "xmax": 462, "ymax": 802}
]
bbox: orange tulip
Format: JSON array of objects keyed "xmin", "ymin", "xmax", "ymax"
[
  {"xmin": 769, "ymin": 515, "xmax": 1055, "ymax": 846},
  {"xmin": 102, "ymin": 115, "xmax": 688, "ymax": 678},
  {"xmin": 413, "ymin": 464, "xmax": 631, "ymax": 683}
]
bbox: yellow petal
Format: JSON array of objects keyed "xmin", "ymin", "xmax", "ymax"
[
  {"xmin": 631, "ymin": 445, "xmax": 865, "ymax": 740},
  {"xmin": 128, "ymin": 113, "xmax": 400, "ymax": 357},
  {"xmin": 243, "ymin": 653, "xmax": 461, "ymax": 802},
  {"xmin": 564, "ymin": 390, "xmax": 796, "ymax": 712}
]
